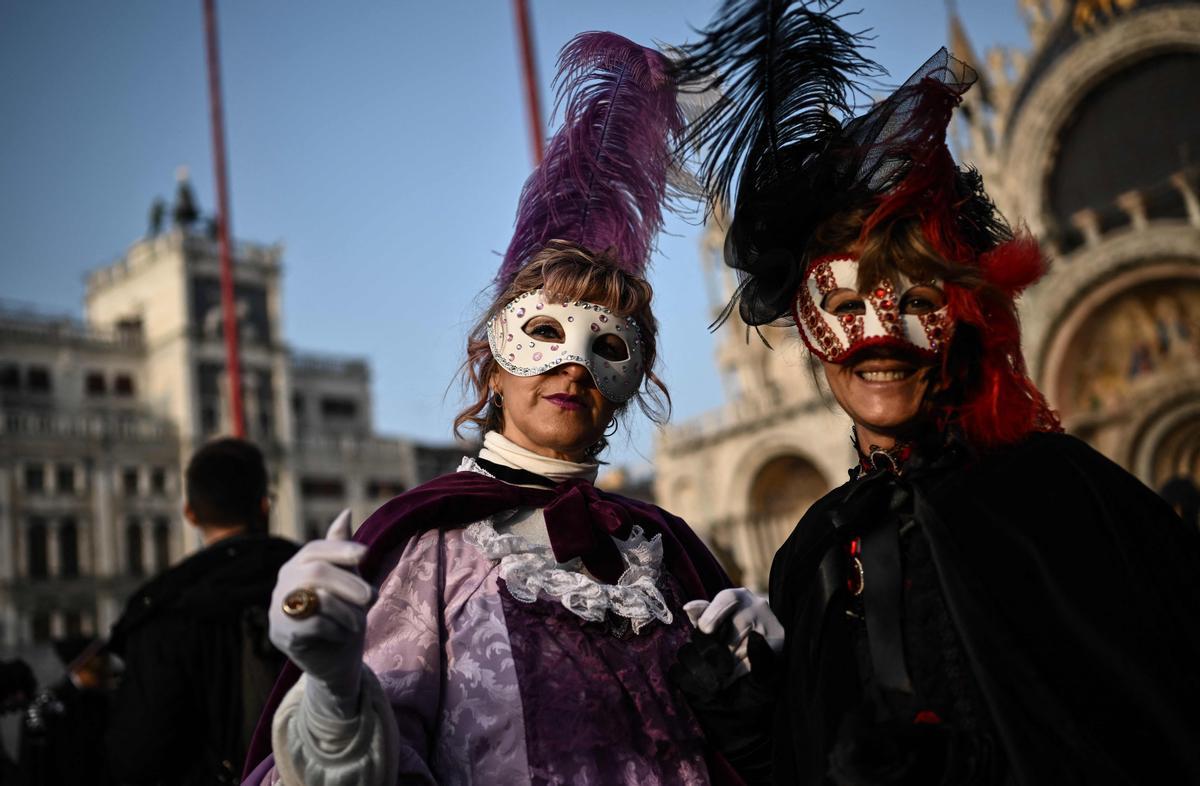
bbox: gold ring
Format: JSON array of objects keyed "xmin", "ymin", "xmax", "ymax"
[{"xmin": 282, "ymin": 588, "xmax": 320, "ymax": 619}]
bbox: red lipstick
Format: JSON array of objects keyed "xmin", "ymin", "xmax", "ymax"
[{"xmin": 545, "ymin": 393, "xmax": 584, "ymax": 411}]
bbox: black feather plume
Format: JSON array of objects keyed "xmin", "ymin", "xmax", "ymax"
[
  {"xmin": 675, "ymin": 2, "xmax": 1002, "ymax": 329},
  {"xmin": 672, "ymin": 0, "xmax": 881, "ymax": 212}
]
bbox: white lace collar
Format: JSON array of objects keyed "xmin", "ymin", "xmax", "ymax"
[{"xmin": 457, "ymin": 456, "xmax": 673, "ymax": 634}]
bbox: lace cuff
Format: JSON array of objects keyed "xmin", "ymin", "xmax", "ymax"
[{"xmin": 271, "ymin": 669, "xmax": 405, "ymax": 786}]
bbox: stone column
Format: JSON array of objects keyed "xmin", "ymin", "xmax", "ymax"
[
  {"xmin": 1116, "ymin": 190, "xmax": 1148, "ymax": 231},
  {"xmin": 97, "ymin": 594, "xmax": 122, "ymax": 637},
  {"xmin": 91, "ymin": 459, "xmax": 115, "ymax": 578},
  {"xmin": 46, "ymin": 524, "xmax": 60, "ymax": 578},
  {"xmin": 0, "ymin": 466, "xmax": 15, "ymax": 648},
  {"xmin": 347, "ymin": 475, "xmax": 367, "ymax": 533},
  {"xmin": 141, "ymin": 520, "xmax": 155, "ymax": 577},
  {"xmin": 1170, "ymin": 172, "xmax": 1200, "ymax": 228},
  {"xmin": 1070, "ymin": 208, "xmax": 1102, "ymax": 247},
  {"xmin": 273, "ymin": 464, "xmax": 302, "ymax": 541},
  {"xmin": 79, "ymin": 520, "xmax": 92, "ymax": 576},
  {"xmin": 0, "ymin": 467, "xmax": 13, "ymax": 581}
]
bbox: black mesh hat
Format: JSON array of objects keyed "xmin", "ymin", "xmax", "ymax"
[
  {"xmin": 674, "ymin": 1, "xmax": 1061, "ymax": 447},
  {"xmin": 674, "ymin": 1, "xmax": 1011, "ymax": 327}
]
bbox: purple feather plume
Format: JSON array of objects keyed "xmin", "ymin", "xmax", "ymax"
[{"xmin": 497, "ymin": 31, "xmax": 684, "ymax": 289}]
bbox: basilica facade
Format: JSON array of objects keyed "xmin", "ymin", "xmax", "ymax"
[{"xmin": 654, "ymin": 0, "xmax": 1200, "ymax": 590}]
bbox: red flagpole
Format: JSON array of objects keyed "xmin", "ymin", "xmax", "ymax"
[
  {"xmin": 512, "ymin": 0, "xmax": 544, "ymax": 165},
  {"xmin": 202, "ymin": 0, "xmax": 245, "ymax": 438}
]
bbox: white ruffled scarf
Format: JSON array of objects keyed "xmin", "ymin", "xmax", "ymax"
[
  {"xmin": 477, "ymin": 431, "xmax": 599, "ymax": 484},
  {"xmin": 460, "ymin": 431, "xmax": 672, "ymax": 633}
]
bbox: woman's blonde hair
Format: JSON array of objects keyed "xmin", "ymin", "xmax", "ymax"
[{"xmin": 454, "ymin": 242, "xmax": 670, "ymax": 451}]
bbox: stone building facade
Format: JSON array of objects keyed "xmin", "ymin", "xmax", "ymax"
[
  {"xmin": 0, "ymin": 178, "xmax": 460, "ymax": 650},
  {"xmin": 655, "ymin": 0, "xmax": 1200, "ymax": 590}
]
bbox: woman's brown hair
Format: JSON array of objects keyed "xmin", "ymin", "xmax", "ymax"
[
  {"xmin": 806, "ymin": 206, "xmax": 986, "ymax": 293},
  {"xmin": 454, "ymin": 242, "xmax": 671, "ymax": 452}
]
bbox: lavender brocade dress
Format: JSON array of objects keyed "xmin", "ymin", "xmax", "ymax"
[{"xmin": 250, "ymin": 460, "xmax": 722, "ymax": 786}]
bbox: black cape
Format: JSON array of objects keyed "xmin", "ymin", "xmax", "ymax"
[
  {"xmin": 769, "ymin": 432, "xmax": 1200, "ymax": 785},
  {"xmin": 106, "ymin": 532, "xmax": 297, "ymax": 786}
]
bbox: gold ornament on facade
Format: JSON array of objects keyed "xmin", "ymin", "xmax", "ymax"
[{"xmin": 1073, "ymin": 0, "xmax": 1138, "ymax": 33}]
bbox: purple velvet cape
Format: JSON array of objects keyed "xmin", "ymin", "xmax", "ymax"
[{"xmin": 243, "ymin": 469, "xmax": 739, "ymax": 783}]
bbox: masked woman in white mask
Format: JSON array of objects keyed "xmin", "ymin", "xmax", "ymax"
[{"xmin": 242, "ymin": 32, "xmax": 746, "ymax": 786}]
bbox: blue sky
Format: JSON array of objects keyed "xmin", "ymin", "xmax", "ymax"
[{"xmin": 0, "ymin": 1, "xmax": 1029, "ymax": 472}]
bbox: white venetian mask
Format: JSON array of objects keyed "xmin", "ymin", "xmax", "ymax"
[{"xmin": 487, "ymin": 289, "xmax": 645, "ymax": 403}]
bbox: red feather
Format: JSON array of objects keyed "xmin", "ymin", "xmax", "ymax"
[
  {"xmin": 852, "ymin": 68, "xmax": 1061, "ymax": 448},
  {"xmin": 942, "ymin": 249, "xmax": 1061, "ymax": 448},
  {"xmin": 978, "ymin": 231, "xmax": 1046, "ymax": 295}
]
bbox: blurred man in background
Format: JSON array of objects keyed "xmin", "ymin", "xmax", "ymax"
[
  {"xmin": 105, "ymin": 438, "xmax": 297, "ymax": 785},
  {"xmin": 19, "ymin": 638, "xmax": 114, "ymax": 786}
]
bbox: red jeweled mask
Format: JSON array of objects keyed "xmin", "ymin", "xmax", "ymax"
[{"xmin": 792, "ymin": 255, "xmax": 955, "ymax": 364}]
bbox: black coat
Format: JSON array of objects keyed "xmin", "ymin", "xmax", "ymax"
[
  {"xmin": 19, "ymin": 678, "xmax": 113, "ymax": 786},
  {"xmin": 106, "ymin": 532, "xmax": 297, "ymax": 786},
  {"xmin": 769, "ymin": 433, "xmax": 1200, "ymax": 785}
]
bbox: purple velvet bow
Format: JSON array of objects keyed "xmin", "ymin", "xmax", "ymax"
[{"xmin": 543, "ymin": 478, "xmax": 634, "ymax": 583}]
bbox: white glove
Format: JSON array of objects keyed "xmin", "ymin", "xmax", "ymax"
[
  {"xmin": 683, "ymin": 588, "xmax": 784, "ymax": 680},
  {"xmin": 269, "ymin": 510, "xmax": 374, "ymax": 718}
]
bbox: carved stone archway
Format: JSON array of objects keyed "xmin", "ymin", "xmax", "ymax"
[
  {"xmin": 1037, "ymin": 261, "xmax": 1200, "ymax": 482},
  {"xmin": 728, "ymin": 452, "xmax": 828, "ymax": 591},
  {"xmin": 1026, "ymin": 227, "xmax": 1200, "ymax": 382},
  {"xmin": 1128, "ymin": 386, "xmax": 1200, "ymax": 486},
  {"xmin": 1036, "ymin": 256, "xmax": 1200, "ymax": 411}
]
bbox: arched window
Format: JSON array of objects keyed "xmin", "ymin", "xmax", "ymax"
[
  {"xmin": 27, "ymin": 518, "xmax": 48, "ymax": 579},
  {"xmin": 735, "ymin": 454, "xmax": 830, "ymax": 591},
  {"xmin": 59, "ymin": 518, "xmax": 79, "ymax": 578},
  {"xmin": 153, "ymin": 518, "xmax": 171, "ymax": 573},
  {"xmin": 748, "ymin": 456, "xmax": 824, "ymax": 516},
  {"xmin": 1048, "ymin": 53, "xmax": 1200, "ymax": 252},
  {"xmin": 126, "ymin": 518, "xmax": 144, "ymax": 576}
]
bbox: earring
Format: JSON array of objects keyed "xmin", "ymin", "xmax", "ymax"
[{"xmin": 491, "ymin": 391, "xmax": 503, "ymax": 408}]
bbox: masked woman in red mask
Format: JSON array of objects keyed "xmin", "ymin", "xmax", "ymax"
[{"xmin": 670, "ymin": 3, "xmax": 1200, "ymax": 784}]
